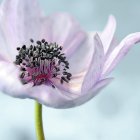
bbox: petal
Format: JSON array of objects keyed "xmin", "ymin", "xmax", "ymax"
[
  {"xmin": 0, "ymin": 0, "xmax": 43, "ymax": 53},
  {"xmin": 25, "ymin": 85, "xmax": 73, "ymax": 108},
  {"xmin": 40, "ymin": 12, "xmax": 86, "ymax": 58},
  {"xmin": 102, "ymin": 32, "xmax": 140, "ymax": 76},
  {"xmin": 0, "ymin": 25, "xmax": 12, "ymax": 61},
  {"xmin": 0, "ymin": 61, "xmax": 79, "ymax": 108},
  {"xmin": 0, "ymin": 61, "xmax": 112, "ymax": 109},
  {"xmin": 26, "ymin": 77, "xmax": 112, "ymax": 109},
  {"xmin": 55, "ymin": 78, "xmax": 113, "ymax": 109},
  {"xmin": 100, "ymin": 15, "xmax": 116, "ymax": 54},
  {"xmin": 81, "ymin": 33, "xmax": 104, "ymax": 94},
  {"xmin": 52, "ymin": 71, "xmax": 86, "ymax": 96},
  {"xmin": 66, "ymin": 33, "xmax": 104, "ymax": 94},
  {"xmin": 0, "ymin": 61, "xmax": 32, "ymax": 98},
  {"xmin": 68, "ymin": 32, "xmax": 95, "ymax": 75}
]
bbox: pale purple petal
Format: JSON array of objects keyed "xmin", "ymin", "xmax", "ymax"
[
  {"xmin": 68, "ymin": 32, "xmax": 95, "ymax": 75},
  {"xmin": 0, "ymin": 61, "xmax": 32, "ymax": 97},
  {"xmin": 26, "ymin": 85, "xmax": 73, "ymax": 108},
  {"xmin": 102, "ymin": 32, "xmax": 140, "ymax": 76},
  {"xmin": 0, "ymin": 61, "xmax": 112, "ymax": 109},
  {"xmin": 0, "ymin": 61, "xmax": 76, "ymax": 108},
  {"xmin": 100, "ymin": 15, "xmax": 116, "ymax": 54},
  {"xmin": 0, "ymin": 25, "xmax": 14, "ymax": 61},
  {"xmin": 0, "ymin": 0, "xmax": 134, "ymax": 110},
  {"xmin": 81, "ymin": 33, "xmax": 104, "ymax": 94},
  {"xmin": 25, "ymin": 76, "xmax": 113, "ymax": 109},
  {"xmin": 40, "ymin": 13, "xmax": 86, "ymax": 58},
  {"xmin": 55, "ymin": 78, "xmax": 113, "ymax": 109},
  {"xmin": 51, "ymin": 72, "xmax": 85, "ymax": 97},
  {"xmin": 0, "ymin": 0, "xmax": 43, "ymax": 52}
]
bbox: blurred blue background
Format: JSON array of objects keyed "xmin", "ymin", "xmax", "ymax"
[{"xmin": 0, "ymin": 0, "xmax": 140, "ymax": 140}]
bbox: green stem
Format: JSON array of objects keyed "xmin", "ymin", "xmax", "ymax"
[{"xmin": 35, "ymin": 101, "xmax": 45, "ymax": 140}]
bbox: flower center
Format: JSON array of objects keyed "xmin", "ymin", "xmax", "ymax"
[{"xmin": 14, "ymin": 39, "xmax": 72, "ymax": 88}]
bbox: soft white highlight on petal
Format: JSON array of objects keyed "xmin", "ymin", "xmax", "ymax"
[
  {"xmin": 26, "ymin": 85, "xmax": 72, "ymax": 108},
  {"xmin": 81, "ymin": 33, "xmax": 104, "ymax": 94},
  {"xmin": 101, "ymin": 15, "xmax": 116, "ymax": 54},
  {"xmin": 103, "ymin": 32, "xmax": 140, "ymax": 76},
  {"xmin": 41, "ymin": 13, "xmax": 86, "ymax": 58},
  {"xmin": 0, "ymin": 61, "xmax": 32, "ymax": 97},
  {"xmin": 52, "ymin": 71, "xmax": 85, "ymax": 96}
]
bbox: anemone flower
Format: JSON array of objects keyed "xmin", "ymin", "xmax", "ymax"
[{"xmin": 0, "ymin": 0, "xmax": 140, "ymax": 139}]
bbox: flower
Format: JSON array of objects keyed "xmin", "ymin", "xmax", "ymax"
[{"xmin": 0, "ymin": 0, "xmax": 140, "ymax": 109}]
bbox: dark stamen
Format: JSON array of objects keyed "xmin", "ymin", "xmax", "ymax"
[
  {"xmin": 17, "ymin": 47, "xmax": 20, "ymax": 51},
  {"xmin": 42, "ymin": 39, "xmax": 45, "ymax": 43},
  {"xmin": 22, "ymin": 45, "xmax": 26, "ymax": 50},
  {"xmin": 14, "ymin": 39, "xmax": 72, "ymax": 88},
  {"xmin": 30, "ymin": 38, "xmax": 34, "ymax": 43}
]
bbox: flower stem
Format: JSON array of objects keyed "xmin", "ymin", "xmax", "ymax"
[{"xmin": 35, "ymin": 101, "xmax": 45, "ymax": 140}]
